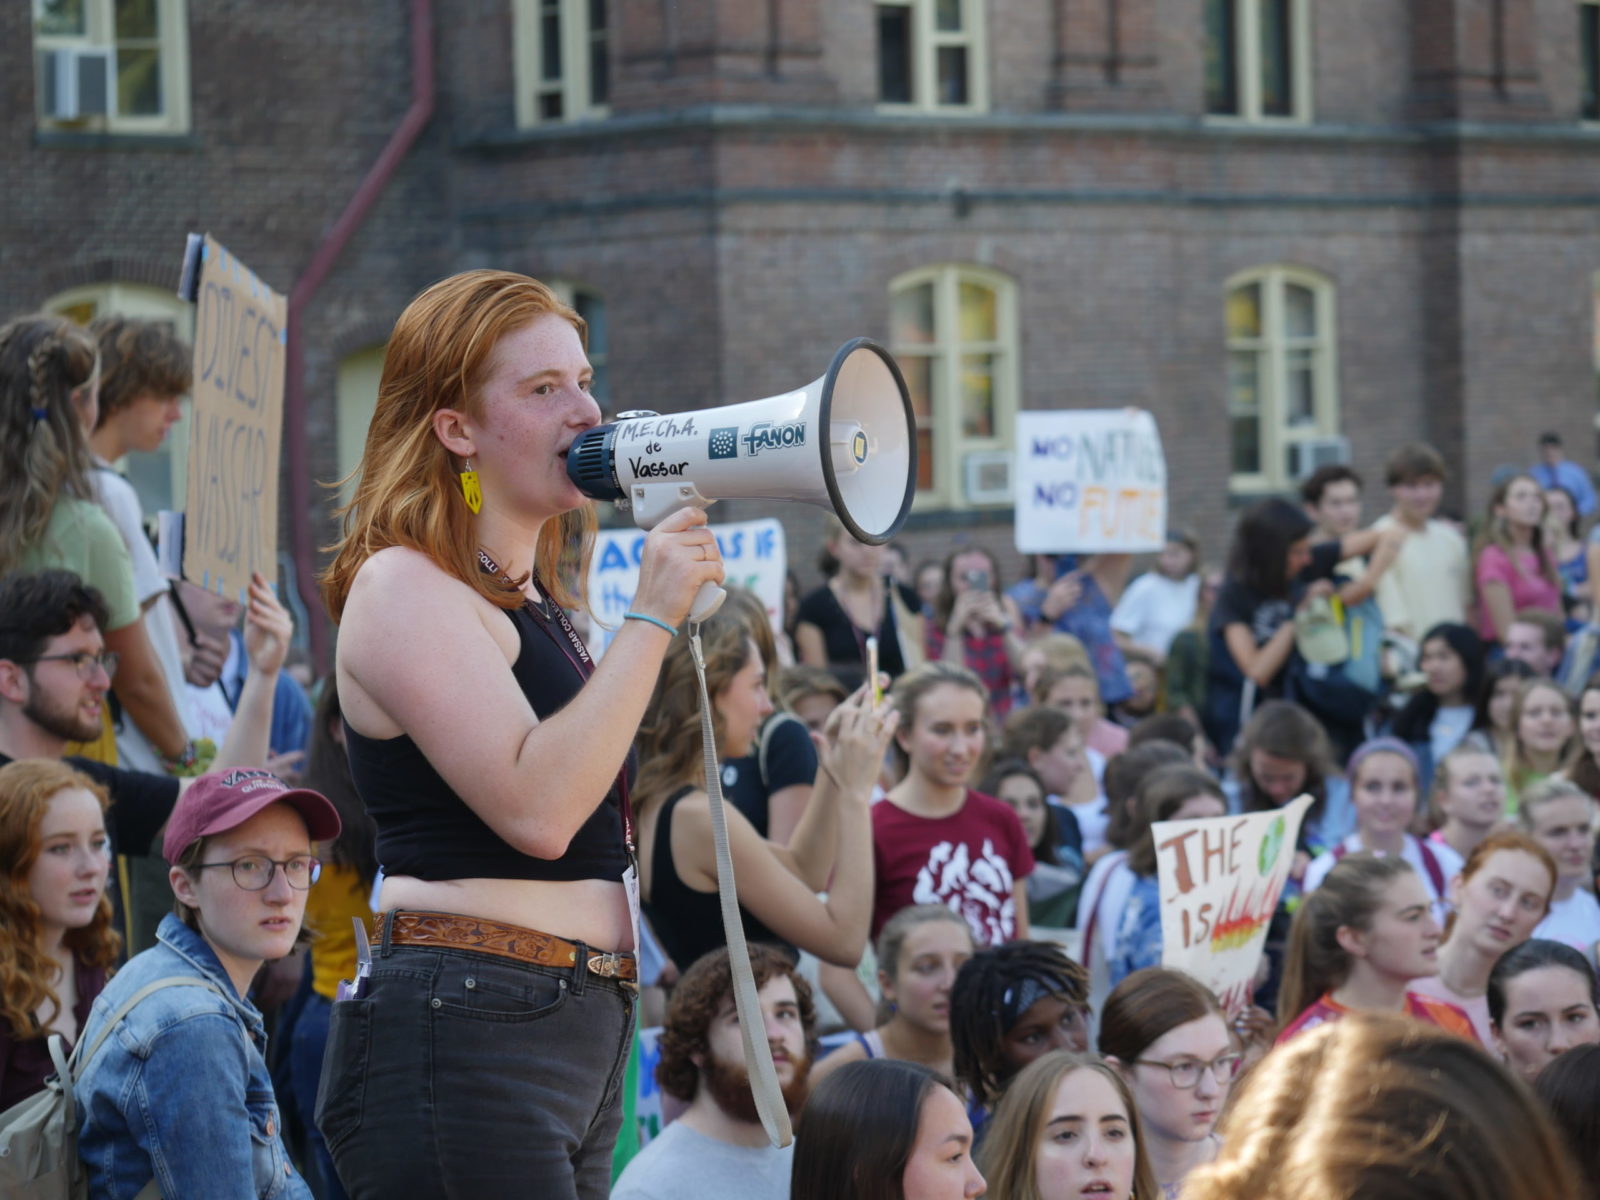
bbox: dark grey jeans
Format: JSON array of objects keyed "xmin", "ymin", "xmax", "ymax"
[{"xmin": 314, "ymin": 934, "xmax": 635, "ymax": 1199}]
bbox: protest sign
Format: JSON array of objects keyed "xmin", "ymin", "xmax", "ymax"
[
  {"xmin": 585, "ymin": 517, "xmax": 787, "ymax": 658},
  {"xmin": 182, "ymin": 236, "xmax": 287, "ymax": 599},
  {"xmin": 1153, "ymin": 794, "xmax": 1313, "ymax": 1016},
  {"xmin": 1014, "ymin": 409, "xmax": 1166, "ymax": 553}
]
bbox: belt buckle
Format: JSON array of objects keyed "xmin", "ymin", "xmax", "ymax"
[{"xmin": 587, "ymin": 950, "xmax": 625, "ymax": 978}]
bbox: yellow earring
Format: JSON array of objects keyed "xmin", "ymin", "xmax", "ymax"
[{"xmin": 460, "ymin": 459, "xmax": 482, "ymax": 513}]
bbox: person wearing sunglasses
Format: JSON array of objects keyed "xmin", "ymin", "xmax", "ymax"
[
  {"xmin": 1099, "ymin": 968, "xmax": 1242, "ymax": 1199},
  {"xmin": 74, "ymin": 768, "xmax": 340, "ymax": 1199}
]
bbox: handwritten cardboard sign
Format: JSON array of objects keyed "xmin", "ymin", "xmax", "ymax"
[
  {"xmin": 1014, "ymin": 409, "xmax": 1166, "ymax": 554},
  {"xmin": 585, "ymin": 517, "xmax": 787, "ymax": 659},
  {"xmin": 182, "ymin": 236, "xmax": 287, "ymax": 598},
  {"xmin": 1154, "ymin": 794, "xmax": 1313, "ymax": 1016}
]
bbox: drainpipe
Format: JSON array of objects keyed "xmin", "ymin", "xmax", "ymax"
[{"xmin": 284, "ymin": 0, "xmax": 435, "ymax": 670}]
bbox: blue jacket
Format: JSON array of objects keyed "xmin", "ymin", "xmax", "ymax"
[{"xmin": 74, "ymin": 914, "xmax": 310, "ymax": 1200}]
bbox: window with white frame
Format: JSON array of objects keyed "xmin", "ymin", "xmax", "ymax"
[
  {"xmin": 32, "ymin": 0, "xmax": 190, "ymax": 134},
  {"xmin": 513, "ymin": 0, "xmax": 609, "ymax": 127},
  {"xmin": 47, "ymin": 283, "xmax": 193, "ymax": 515},
  {"xmin": 889, "ymin": 266, "xmax": 1017, "ymax": 508},
  {"xmin": 1582, "ymin": 1, "xmax": 1600, "ymax": 121},
  {"xmin": 547, "ymin": 280, "xmax": 610, "ymax": 413},
  {"xmin": 1224, "ymin": 266, "xmax": 1340, "ymax": 491},
  {"xmin": 877, "ymin": 0, "xmax": 988, "ymax": 113},
  {"xmin": 1204, "ymin": 0, "xmax": 1311, "ymax": 122},
  {"xmin": 336, "ymin": 344, "xmax": 386, "ymax": 498}
]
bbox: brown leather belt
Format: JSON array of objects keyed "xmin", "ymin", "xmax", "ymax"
[{"xmin": 377, "ymin": 910, "xmax": 638, "ymax": 983}]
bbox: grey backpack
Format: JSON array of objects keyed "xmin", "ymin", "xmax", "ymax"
[{"xmin": 0, "ymin": 976, "xmax": 223, "ymax": 1199}]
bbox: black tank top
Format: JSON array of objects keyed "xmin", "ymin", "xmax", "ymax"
[
  {"xmin": 343, "ymin": 602, "xmax": 632, "ymax": 883},
  {"xmin": 643, "ymin": 786, "xmax": 794, "ymax": 969}
]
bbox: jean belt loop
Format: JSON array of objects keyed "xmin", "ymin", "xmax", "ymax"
[
  {"xmin": 378, "ymin": 910, "xmax": 396, "ymax": 958},
  {"xmin": 571, "ymin": 941, "xmax": 589, "ymax": 997}
]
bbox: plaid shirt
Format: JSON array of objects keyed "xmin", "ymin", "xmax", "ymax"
[{"xmin": 925, "ymin": 624, "xmax": 1016, "ymax": 718}]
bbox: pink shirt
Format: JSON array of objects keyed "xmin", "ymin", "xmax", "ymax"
[{"xmin": 1474, "ymin": 544, "xmax": 1561, "ymax": 640}]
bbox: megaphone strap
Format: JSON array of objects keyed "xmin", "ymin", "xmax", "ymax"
[{"xmin": 687, "ymin": 624, "xmax": 795, "ymax": 1149}]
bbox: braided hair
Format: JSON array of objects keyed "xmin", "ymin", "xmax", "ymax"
[
  {"xmin": 950, "ymin": 939, "xmax": 1089, "ymax": 1108},
  {"xmin": 0, "ymin": 314, "xmax": 99, "ymax": 575}
]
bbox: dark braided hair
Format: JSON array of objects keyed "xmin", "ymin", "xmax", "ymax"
[{"xmin": 950, "ymin": 939, "xmax": 1089, "ymax": 1108}]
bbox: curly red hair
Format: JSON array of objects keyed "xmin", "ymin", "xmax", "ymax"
[
  {"xmin": 0, "ymin": 760, "xmax": 121, "ymax": 1037},
  {"xmin": 655, "ymin": 945, "xmax": 817, "ymax": 1103}
]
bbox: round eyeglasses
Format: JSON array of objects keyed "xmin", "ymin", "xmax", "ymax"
[
  {"xmin": 1133, "ymin": 1052, "xmax": 1243, "ymax": 1089},
  {"xmin": 193, "ymin": 855, "xmax": 322, "ymax": 891}
]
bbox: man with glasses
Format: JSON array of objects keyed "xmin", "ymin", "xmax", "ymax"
[{"xmin": 0, "ymin": 569, "xmax": 295, "ymax": 863}]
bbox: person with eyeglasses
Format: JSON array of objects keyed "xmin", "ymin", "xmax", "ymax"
[
  {"xmin": 73, "ymin": 767, "xmax": 340, "ymax": 1199},
  {"xmin": 0, "ymin": 569, "xmax": 294, "ymax": 875},
  {"xmin": 1098, "ymin": 968, "xmax": 1241, "ymax": 1199}
]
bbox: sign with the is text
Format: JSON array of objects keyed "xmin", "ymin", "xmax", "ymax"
[
  {"xmin": 1154, "ymin": 795, "xmax": 1313, "ymax": 1017},
  {"xmin": 183, "ymin": 236, "xmax": 286, "ymax": 598},
  {"xmin": 1014, "ymin": 409, "xmax": 1167, "ymax": 554}
]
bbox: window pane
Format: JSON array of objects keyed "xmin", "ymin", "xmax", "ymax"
[
  {"xmin": 1204, "ymin": 0, "xmax": 1238, "ymax": 114},
  {"xmin": 1284, "ymin": 283, "xmax": 1316, "ymax": 338},
  {"xmin": 900, "ymin": 354, "xmax": 934, "ymax": 420},
  {"xmin": 878, "ymin": 6, "xmax": 912, "ymax": 103},
  {"xmin": 575, "ymin": 292, "xmax": 607, "ymax": 357},
  {"xmin": 590, "ymin": 0, "xmax": 606, "ymax": 31},
  {"xmin": 590, "ymin": 34, "xmax": 608, "ymax": 105},
  {"xmin": 1226, "ymin": 283, "xmax": 1261, "ymax": 339},
  {"xmin": 893, "ymin": 283, "xmax": 937, "ymax": 345},
  {"xmin": 1286, "ymin": 349, "xmax": 1317, "ymax": 426},
  {"xmin": 937, "ymin": 46, "xmax": 969, "ymax": 105},
  {"xmin": 1583, "ymin": 6, "xmax": 1599, "ymax": 121},
  {"xmin": 958, "ymin": 282, "xmax": 996, "ymax": 343},
  {"xmin": 541, "ymin": 6, "xmax": 563, "ymax": 80},
  {"xmin": 935, "ymin": 0, "xmax": 963, "ymax": 32},
  {"xmin": 117, "ymin": 47, "xmax": 162, "ymax": 115},
  {"xmin": 1231, "ymin": 416, "xmax": 1261, "ymax": 476},
  {"xmin": 961, "ymin": 354, "xmax": 995, "ymax": 438},
  {"xmin": 114, "ymin": 0, "xmax": 158, "ymax": 38},
  {"xmin": 1258, "ymin": 0, "xmax": 1293, "ymax": 116},
  {"xmin": 1228, "ymin": 351, "xmax": 1260, "ymax": 412},
  {"xmin": 37, "ymin": 0, "xmax": 86, "ymax": 35},
  {"xmin": 540, "ymin": 91, "xmax": 563, "ymax": 119}
]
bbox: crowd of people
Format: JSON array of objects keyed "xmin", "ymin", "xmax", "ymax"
[{"xmin": 4, "ymin": 277, "xmax": 1600, "ymax": 1198}]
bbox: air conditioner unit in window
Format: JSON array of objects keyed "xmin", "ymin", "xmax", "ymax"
[
  {"xmin": 40, "ymin": 48, "xmax": 111, "ymax": 120},
  {"xmin": 1287, "ymin": 435, "xmax": 1349, "ymax": 482},
  {"xmin": 963, "ymin": 450, "xmax": 1013, "ymax": 505}
]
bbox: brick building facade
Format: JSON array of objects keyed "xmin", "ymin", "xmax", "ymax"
[{"xmin": 6, "ymin": 0, "xmax": 1600, "ymax": 644}]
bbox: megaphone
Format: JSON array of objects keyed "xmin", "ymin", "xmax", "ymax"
[{"xmin": 567, "ymin": 337, "xmax": 918, "ymax": 621}]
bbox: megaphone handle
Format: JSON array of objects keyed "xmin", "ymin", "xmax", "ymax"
[{"xmin": 689, "ymin": 581, "xmax": 727, "ymax": 624}]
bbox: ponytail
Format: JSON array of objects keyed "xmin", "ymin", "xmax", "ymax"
[{"xmin": 1278, "ymin": 854, "xmax": 1414, "ymax": 1026}]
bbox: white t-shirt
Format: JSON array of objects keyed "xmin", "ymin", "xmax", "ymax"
[
  {"xmin": 1066, "ymin": 748, "xmax": 1111, "ymax": 857},
  {"xmin": 1302, "ymin": 833, "xmax": 1461, "ymax": 922},
  {"xmin": 1073, "ymin": 850, "xmax": 1134, "ymax": 1045},
  {"xmin": 611, "ymin": 1119, "xmax": 794, "ymax": 1200},
  {"xmin": 90, "ymin": 463, "xmax": 191, "ymax": 772},
  {"xmin": 1534, "ymin": 889, "xmax": 1600, "ymax": 967},
  {"xmin": 1110, "ymin": 572, "xmax": 1200, "ymax": 657}
]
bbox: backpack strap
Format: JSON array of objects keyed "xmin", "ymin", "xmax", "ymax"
[
  {"xmin": 68, "ymin": 976, "xmax": 228, "ymax": 1079},
  {"xmin": 1080, "ymin": 850, "xmax": 1129, "ymax": 970},
  {"xmin": 1415, "ymin": 839, "xmax": 1448, "ymax": 898}
]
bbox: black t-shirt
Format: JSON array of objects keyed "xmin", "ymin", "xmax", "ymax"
[
  {"xmin": 795, "ymin": 580, "xmax": 922, "ymax": 690},
  {"xmin": 0, "ymin": 751, "xmax": 178, "ymax": 858},
  {"xmin": 723, "ymin": 713, "xmax": 818, "ymax": 837},
  {"xmin": 1210, "ymin": 540, "xmax": 1344, "ymax": 696}
]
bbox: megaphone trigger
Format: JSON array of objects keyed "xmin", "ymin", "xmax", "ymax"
[{"xmin": 567, "ymin": 335, "xmax": 916, "ymax": 546}]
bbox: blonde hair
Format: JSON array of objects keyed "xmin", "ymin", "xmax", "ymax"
[
  {"xmin": 1503, "ymin": 679, "xmax": 1576, "ymax": 798},
  {"xmin": 320, "ymin": 270, "xmax": 596, "ymax": 621},
  {"xmin": 978, "ymin": 1052, "xmax": 1160, "ymax": 1200},
  {"xmin": 1183, "ymin": 1014, "xmax": 1584, "ymax": 1200},
  {"xmin": 0, "ymin": 315, "xmax": 99, "ymax": 576},
  {"xmin": 1427, "ymin": 743, "xmax": 1501, "ymax": 831}
]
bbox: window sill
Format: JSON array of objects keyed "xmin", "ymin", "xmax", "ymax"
[{"xmin": 33, "ymin": 128, "xmax": 200, "ymax": 151}]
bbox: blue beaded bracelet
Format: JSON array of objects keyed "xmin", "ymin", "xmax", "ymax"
[{"xmin": 624, "ymin": 611, "xmax": 678, "ymax": 637}]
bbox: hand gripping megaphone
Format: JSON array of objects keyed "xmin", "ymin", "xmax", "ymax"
[{"xmin": 566, "ymin": 337, "xmax": 918, "ymax": 622}]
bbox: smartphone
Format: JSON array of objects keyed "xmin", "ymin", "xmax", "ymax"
[{"xmin": 964, "ymin": 568, "xmax": 991, "ymax": 591}]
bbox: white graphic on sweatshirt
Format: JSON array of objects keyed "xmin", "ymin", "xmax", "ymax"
[{"xmin": 911, "ymin": 838, "xmax": 1017, "ymax": 945}]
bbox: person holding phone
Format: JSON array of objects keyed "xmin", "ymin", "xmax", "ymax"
[{"xmin": 926, "ymin": 546, "xmax": 1027, "ymax": 718}]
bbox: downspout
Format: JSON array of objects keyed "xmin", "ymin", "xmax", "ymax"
[{"xmin": 284, "ymin": 0, "xmax": 435, "ymax": 669}]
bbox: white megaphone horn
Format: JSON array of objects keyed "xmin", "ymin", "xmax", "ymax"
[{"xmin": 566, "ymin": 337, "xmax": 918, "ymax": 622}]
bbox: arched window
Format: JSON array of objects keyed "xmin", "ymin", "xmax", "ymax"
[
  {"xmin": 1224, "ymin": 266, "xmax": 1340, "ymax": 491},
  {"xmin": 889, "ymin": 265, "xmax": 1018, "ymax": 508},
  {"xmin": 32, "ymin": 0, "xmax": 191, "ymax": 134},
  {"xmin": 1204, "ymin": 0, "xmax": 1311, "ymax": 122},
  {"xmin": 513, "ymin": 0, "xmax": 609, "ymax": 127},
  {"xmin": 877, "ymin": 0, "xmax": 988, "ymax": 113},
  {"xmin": 46, "ymin": 282, "xmax": 192, "ymax": 515}
]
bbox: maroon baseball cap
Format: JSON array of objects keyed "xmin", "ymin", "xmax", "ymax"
[{"xmin": 163, "ymin": 768, "xmax": 342, "ymax": 864}]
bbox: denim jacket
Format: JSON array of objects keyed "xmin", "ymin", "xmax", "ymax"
[{"xmin": 73, "ymin": 914, "xmax": 311, "ymax": 1200}]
